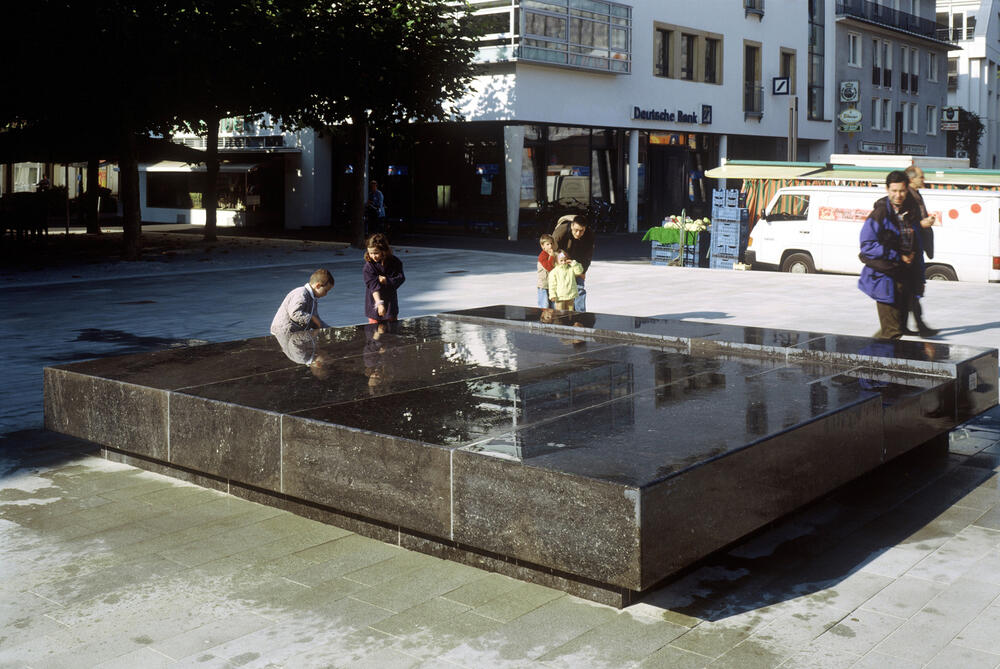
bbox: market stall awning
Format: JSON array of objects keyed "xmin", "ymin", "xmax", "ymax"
[{"xmin": 704, "ymin": 161, "xmax": 827, "ymax": 180}]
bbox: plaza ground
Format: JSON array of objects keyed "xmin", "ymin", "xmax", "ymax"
[{"xmin": 1, "ymin": 227, "xmax": 999, "ymax": 667}]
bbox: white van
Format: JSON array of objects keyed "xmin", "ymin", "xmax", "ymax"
[{"xmin": 745, "ymin": 185, "xmax": 1000, "ymax": 282}]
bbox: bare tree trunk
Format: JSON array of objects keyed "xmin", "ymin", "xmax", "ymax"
[
  {"xmin": 85, "ymin": 158, "xmax": 100, "ymax": 234},
  {"xmin": 119, "ymin": 131, "xmax": 142, "ymax": 261},
  {"xmin": 204, "ymin": 111, "xmax": 219, "ymax": 242},
  {"xmin": 350, "ymin": 112, "xmax": 369, "ymax": 248}
]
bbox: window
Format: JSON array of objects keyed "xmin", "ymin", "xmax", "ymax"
[
  {"xmin": 653, "ymin": 23, "xmax": 723, "ymax": 84},
  {"xmin": 872, "ymin": 98, "xmax": 880, "ymax": 130},
  {"xmin": 911, "ymin": 48, "xmax": 919, "ymax": 93},
  {"xmin": 680, "ymin": 33, "xmax": 696, "ymax": 80},
  {"xmin": 901, "ymin": 46, "xmax": 909, "ymax": 91},
  {"xmin": 767, "ymin": 193, "xmax": 809, "ymax": 220},
  {"xmin": 521, "ymin": 1, "xmax": 632, "ymax": 73},
  {"xmin": 882, "ymin": 40, "xmax": 892, "ymax": 88},
  {"xmin": 848, "ymin": 32, "xmax": 861, "ymax": 67},
  {"xmin": 881, "ymin": 99, "xmax": 892, "ymax": 132},
  {"xmin": 744, "ymin": 42, "xmax": 762, "ymax": 116},
  {"xmin": 911, "ymin": 103, "xmax": 919, "ymax": 134},
  {"xmin": 807, "ymin": 2, "xmax": 824, "ymax": 120},
  {"xmin": 926, "ymin": 105, "xmax": 937, "ymax": 135},
  {"xmin": 654, "ymin": 28, "xmax": 671, "ymax": 77},
  {"xmin": 928, "ymin": 52, "xmax": 938, "ymax": 81},
  {"xmin": 902, "ymin": 103, "xmax": 918, "ymax": 133},
  {"xmin": 704, "ymin": 38, "xmax": 719, "ymax": 84},
  {"xmin": 780, "ymin": 49, "xmax": 796, "ymax": 94},
  {"xmin": 948, "ymin": 57, "xmax": 959, "ymax": 90},
  {"xmin": 872, "ymin": 37, "xmax": 882, "ymax": 86},
  {"xmin": 967, "ymin": 14, "xmax": 977, "ymax": 39}
]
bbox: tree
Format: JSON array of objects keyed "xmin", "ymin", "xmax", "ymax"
[
  {"xmin": 276, "ymin": 0, "xmax": 480, "ymax": 246},
  {"xmin": 954, "ymin": 109, "xmax": 986, "ymax": 168},
  {"xmin": 0, "ymin": 2, "xmax": 193, "ymax": 259}
]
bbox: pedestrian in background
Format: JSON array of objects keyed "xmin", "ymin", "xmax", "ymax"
[
  {"xmin": 903, "ymin": 165, "xmax": 939, "ymax": 337},
  {"xmin": 363, "ymin": 232, "xmax": 405, "ymax": 323},
  {"xmin": 536, "ymin": 233, "xmax": 556, "ymax": 308},
  {"xmin": 858, "ymin": 171, "xmax": 924, "ymax": 339},
  {"xmin": 552, "ymin": 214, "xmax": 595, "ymax": 311}
]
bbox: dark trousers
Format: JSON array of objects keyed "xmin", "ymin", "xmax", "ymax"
[{"xmin": 874, "ymin": 279, "xmax": 909, "ymax": 340}]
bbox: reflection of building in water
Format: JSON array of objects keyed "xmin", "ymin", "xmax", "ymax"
[
  {"xmin": 654, "ymin": 353, "xmax": 726, "ymax": 407},
  {"xmin": 472, "ymin": 359, "xmax": 635, "ymax": 461}
]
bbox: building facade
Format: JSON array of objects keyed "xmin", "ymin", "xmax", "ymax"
[
  {"xmin": 368, "ymin": 0, "xmax": 844, "ymax": 239},
  {"xmin": 939, "ymin": 0, "xmax": 1000, "ymax": 167},
  {"xmin": 834, "ymin": 0, "xmax": 952, "ymax": 158}
]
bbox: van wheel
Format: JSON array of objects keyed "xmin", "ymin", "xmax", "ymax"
[
  {"xmin": 925, "ymin": 265, "xmax": 957, "ymax": 281},
  {"xmin": 781, "ymin": 253, "xmax": 815, "ymax": 274}
]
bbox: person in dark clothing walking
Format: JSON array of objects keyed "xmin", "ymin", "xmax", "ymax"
[
  {"xmin": 902, "ymin": 165, "xmax": 939, "ymax": 337},
  {"xmin": 858, "ymin": 171, "xmax": 925, "ymax": 340}
]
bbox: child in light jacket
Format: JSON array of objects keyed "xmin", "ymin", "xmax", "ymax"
[{"xmin": 547, "ymin": 251, "xmax": 584, "ymax": 311}]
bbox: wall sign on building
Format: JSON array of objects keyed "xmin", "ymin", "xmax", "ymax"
[
  {"xmin": 837, "ymin": 108, "xmax": 862, "ymax": 133},
  {"xmin": 632, "ymin": 107, "xmax": 703, "ymax": 124},
  {"xmin": 839, "ymin": 81, "xmax": 859, "ymax": 104}
]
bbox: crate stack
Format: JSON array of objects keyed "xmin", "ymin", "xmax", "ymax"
[
  {"xmin": 651, "ymin": 235, "xmax": 699, "ymax": 267},
  {"xmin": 709, "ymin": 189, "xmax": 749, "ymax": 270}
]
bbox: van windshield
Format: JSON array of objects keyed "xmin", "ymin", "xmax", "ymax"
[{"xmin": 767, "ymin": 193, "xmax": 810, "ymax": 221}]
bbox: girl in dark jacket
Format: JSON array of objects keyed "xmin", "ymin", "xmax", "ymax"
[{"xmin": 363, "ymin": 233, "xmax": 405, "ymax": 323}]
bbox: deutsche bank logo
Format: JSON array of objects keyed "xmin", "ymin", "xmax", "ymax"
[
  {"xmin": 701, "ymin": 105, "xmax": 713, "ymax": 125},
  {"xmin": 772, "ymin": 77, "xmax": 790, "ymax": 95}
]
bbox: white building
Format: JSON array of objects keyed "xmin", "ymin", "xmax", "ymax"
[
  {"xmin": 389, "ymin": 0, "xmax": 838, "ymax": 238},
  {"xmin": 939, "ymin": 0, "xmax": 1000, "ymax": 167}
]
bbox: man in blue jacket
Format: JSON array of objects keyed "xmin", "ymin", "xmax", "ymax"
[{"xmin": 858, "ymin": 170, "xmax": 924, "ymax": 340}]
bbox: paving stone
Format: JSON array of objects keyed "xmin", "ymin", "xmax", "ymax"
[
  {"xmin": 370, "ymin": 597, "xmax": 472, "ymax": 637},
  {"xmin": 906, "ymin": 526, "xmax": 1000, "ymax": 583},
  {"xmin": 775, "ymin": 644, "xmax": 859, "ymax": 669},
  {"xmin": 638, "ymin": 643, "xmax": 715, "ymax": 668},
  {"xmin": 861, "ymin": 575, "xmax": 946, "ymax": 618},
  {"xmin": 351, "ymin": 560, "xmax": 491, "ymax": 614},
  {"xmin": 470, "ymin": 581, "xmax": 565, "ymax": 623},
  {"xmin": 954, "ymin": 603, "xmax": 1000, "ymax": 655},
  {"xmin": 807, "ymin": 607, "xmax": 905, "ymax": 657},
  {"xmin": 874, "ymin": 578, "xmax": 1000, "ymax": 664},
  {"xmin": 389, "ymin": 611, "xmax": 504, "ymax": 661},
  {"xmin": 440, "ymin": 594, "xmax": 616, "ymax": 665},
  {"xmin": 849, "ymin": 650, "xmax": 922, "ymax": 669},
  {"xmin": 440, "ymin": 573, "xmax": 525, "ymax": 609},
  {"xmin": 536, "ymin": 610, "xmax": 688, "ymax": 667},
  {"xmin": 149, "ymin": 611, "xmax": 274, "ymax": 661},
  {"xmin": 924, "ymin": 642, "xmax": 1000, "ymax": 669}
]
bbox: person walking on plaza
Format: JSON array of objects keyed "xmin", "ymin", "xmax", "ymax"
[
  {"xmin": 547, "ymin": 251, "xmax": 584, "ymax": 311},
  {"xmin": 903, "ymin": 165, "xmax": 939, "ymax": 337},
  {"xmin": 552, "ymin": 214, "xmax": 594, "ymax": 311},
  {"xmin": 858, "ymin": 171, "xmax": 925, "ymax": 340},
  {"xmin": 366, "ymin": 180, "xmax": 385, "ymax": 234},
  {"xmin": 536, "ymin": 233, "xmax": 556, "ymax": 308},
  {"xmin": 270, "ymin": 269, "xmax": 334, "ymax": 336},
  {"xmin": 363, "ymin": 232, "xmax": 405, "ymax": 323}
]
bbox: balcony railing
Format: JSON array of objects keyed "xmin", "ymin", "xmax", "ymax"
[
  {"xmin": 936, "ymin": 26, "xmax": 976, "ymax": 41},
  {"xmin": 836, "ymin": 0, "xmax": 948, "ymax": 41}
]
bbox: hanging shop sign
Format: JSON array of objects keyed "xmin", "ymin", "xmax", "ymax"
[{"xmin": 837, "ymin": 107, "xmax": 863, "ymax": 133}]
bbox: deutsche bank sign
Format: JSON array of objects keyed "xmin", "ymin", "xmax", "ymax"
[{"xmin": 632, "ymin": 107, "xmax": 708, "ymax": 124}]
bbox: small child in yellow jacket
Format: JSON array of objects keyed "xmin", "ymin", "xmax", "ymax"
[{"xmin": 547, "ymin": 251, "xmax": 584, "ymax": 311}]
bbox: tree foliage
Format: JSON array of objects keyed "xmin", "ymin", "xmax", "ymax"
[{"xmin": 3, "ymin": 1, "xmax": 481, "ymax": 253}]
